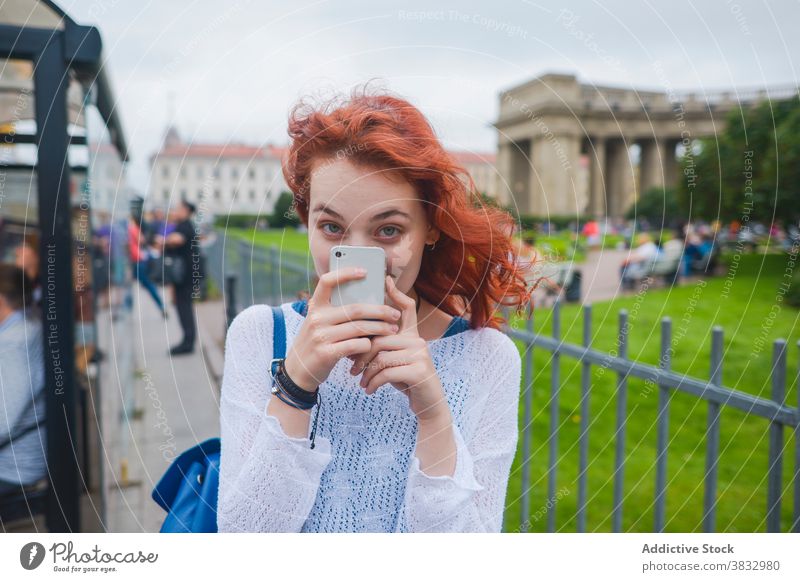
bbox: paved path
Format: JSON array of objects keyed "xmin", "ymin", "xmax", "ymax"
[{"xmin": 103, "ymin": 288, "xmax": 222, "ymax": 532}]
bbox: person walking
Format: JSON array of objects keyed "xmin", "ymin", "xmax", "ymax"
[{"xmin": 129, "ymin": 210, "xmax": 167, "ymax": 318}]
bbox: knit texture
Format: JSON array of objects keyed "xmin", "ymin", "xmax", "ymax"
[{"xmin": 217, "ymin": 301, "xmax": 522, "ymax": 532}]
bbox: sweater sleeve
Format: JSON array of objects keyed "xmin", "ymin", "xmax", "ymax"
[
  {"xmin": 217, "ymin": 305, "xmax": 333, "ymax": 532},
  {"xmin": 397, "ymin": 331, "xmax": 522, "ymax": 532}
]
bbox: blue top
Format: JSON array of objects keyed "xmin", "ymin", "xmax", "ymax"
[{"xmin": 290, "ymin": 298, "xmax": 470, "ymax": 339}]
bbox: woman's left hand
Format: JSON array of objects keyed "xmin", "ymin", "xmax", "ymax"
[{"xmin": 349, "ymin": 275, "xmax": 450, "ymax": 424}]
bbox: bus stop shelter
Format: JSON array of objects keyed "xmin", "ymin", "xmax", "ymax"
[{"xmin": 1, "ymin": 0, "xmax": 132, "ymax": 532}]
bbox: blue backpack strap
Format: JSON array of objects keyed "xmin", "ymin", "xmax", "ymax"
[{"xmin": 270, "ymin": 305, "xmax": 287, "ymax": 378}]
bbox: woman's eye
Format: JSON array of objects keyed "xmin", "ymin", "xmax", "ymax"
[
  {"xmin": 378, "ymin": 226, "xmax": 400, "ymax": 238},
  {"xmin": 320, "ymin": 223, "xmax": 341, "ymax": 235}
]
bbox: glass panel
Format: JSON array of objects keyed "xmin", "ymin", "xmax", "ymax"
[
  {"xmin": 0, "ymin": 60, "xmax": 47, "ymax": 498},
  {"xmin": 0, "ymin": 0, "xmax": 66, "ymax": 30},
  {"xmin": 78, "ymin": 97, "xmax": 133, "ymax": 530}
]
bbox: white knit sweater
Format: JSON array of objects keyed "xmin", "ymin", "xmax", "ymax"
[{"xmin": 217, "ymin": 301, "xmax": 522, "ymax": 532}]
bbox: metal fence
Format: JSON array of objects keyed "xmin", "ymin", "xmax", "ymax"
[
  {"xmin": 498, "ymin": 301, "xmax": 799, "ymax": 533},
  {"xmin": 206, "ymin": 233, "xmax": 800, "ymax": 533},
  {"xmin": 206, "ymin": 235, "xmax": 314, "ymax": 313}
]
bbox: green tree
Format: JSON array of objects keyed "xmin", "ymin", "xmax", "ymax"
[
  {"xmin": 270, "ymin": 191, "xmax": 300, "ymax": 228},
  {"xmin": 677, "ymin": 98, "xmax": 800, "ymax": 223},
  {"xmin": 626, "ymin": 186, "xmax": 680, "ymax": 227}
]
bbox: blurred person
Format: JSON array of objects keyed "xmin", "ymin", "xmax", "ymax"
[
  {"xmin": 620, "ymin": 233, "xmax": 660, "ymax": 288},
  {"xmin": 129, "ymin": 210, "xmax": 167, "ymax": 317},
  {"xmin": 158, "ymin": 200, "xmax": 197, "ymax": 355},
  {"xmin": 582, "ymin": 219, "xmax": 600, "ymax": 247},
  {"xmin": 14, "ymin": 242, "xmax": 41, "ymax": 308},
  {"xmin": 0, "ymin": 264, "xmax": 46, "ymax": 495}
]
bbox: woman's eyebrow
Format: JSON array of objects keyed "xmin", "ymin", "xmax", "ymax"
[
  {"xmin": 312, "ymin": 204, "xmax": 410, "ymax": 221},
  {"xmin": 370, "ymin": 209, "xmax": 411, "ymax": 221},
  {"xmin": 312, "ymin": 203, "xmax": 344, "ymax": 219}
]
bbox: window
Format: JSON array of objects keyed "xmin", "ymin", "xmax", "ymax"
[
  {"xmin": 214, "ymin": 190, "xmax": 220, "ymax": 200},
  {"xmin": 197, "ymin": 166, "xmax": 204, "ymax": 179},
  {"xmin": 180, "ymin": 166, "xmax": 186, "ymax": 178},
  {"xmin": 162, "ymin": 165, "xmax": 169, "ymax": 178},
  {"xmin": 212, "ymin": 166, "xmax": 220, "ymax": 179},
  {"xmin": 249, "ymin": 189, "xmax": 256, "ymax": 200},
  {"xmin": 180, "ymin": 189, "xmax": 187, "ymax": 200},
  {"xmin": 248, "ymin": 168, "xmax": 255, "ymax": 180},
  {"xmin": 231, "ymin": 167, "xmax": 239, "ymax": 180},
  {"xmin": 163, "ymin": 189, "xmax": 170, "ymax": 200}
]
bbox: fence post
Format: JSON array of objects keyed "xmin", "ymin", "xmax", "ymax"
[
  {"xmin": 238, "ymin": 239, "xmax": 250, "ymax": 307},
  {"xmin": 703, "ymin": 326, "xmax": 723, "ymax": 533},
  {"xmin": 577, "ymin": 303, "xmax": 592, "ymax": 533},
  {"xmin": 520, "ymin": 303, "xmax": 534, "ymax": 532},
  {"xmin": 794, "ymin": 340, "xmax": 800, "ymax": 533},
  {"xmin": 655, "ymin": 317, "xmax": 672, "ymax": 532},
  {"xmin": 767, "ymin": 339, "xmax": 787, "ymax": 532},
  {"xmin": 613, "ymin": 309, "xmax": 629, "ymax": 532},
  {"xmin": 546, "ymin": 300, "xmax": 561, "ymax": 533},
  {"xmin": 225, "ymin": 274, "xmax": 237, "ymax": 330}
]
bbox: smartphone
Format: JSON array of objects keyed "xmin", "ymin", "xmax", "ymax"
[{"xmin": 329, "ymin": 245, "xmax": 386, "ymax": 308}]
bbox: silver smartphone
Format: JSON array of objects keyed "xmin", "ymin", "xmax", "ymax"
[{"xmin": 329, "ymin": 245, "xmax": 386, "ymax": 307}]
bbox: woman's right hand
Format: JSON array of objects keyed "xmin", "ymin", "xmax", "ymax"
[{"xmin": 282, "ymin": 266, "xmax": 403, "ymax": 392}]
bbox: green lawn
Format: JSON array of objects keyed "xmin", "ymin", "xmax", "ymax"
[
  {"xmin": 502, "ymin": 252, "xmax": 799, "ymax": 532},
  {"xmin": 220, "ymin": 227, "xmax": 310, "ymax": 256}
]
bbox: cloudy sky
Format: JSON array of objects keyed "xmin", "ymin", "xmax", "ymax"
[{"xmin": 58, "ymin": 0, "xmax": 799, "ymax": 193}]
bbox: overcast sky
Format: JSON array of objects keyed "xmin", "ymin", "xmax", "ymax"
[{"xmin": 59, "ymin": 0, "xmax": 800, "ymax": 194}]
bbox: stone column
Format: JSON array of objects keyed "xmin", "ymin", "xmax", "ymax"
[
  {"xmin": 606, "ymin": 139, "xmax": 635, "ymax": 218},
  {"xmin": 588, "ymin": 136, "xmax": 607, "ymax": 218},
  {"xmin": 531, "ymin": 133, "xmax": 580, "ymax": 216},
  {"xmin": 495, "ymin": 140, "xmax": 514, "ymax": 208},
  {"xmin": 639, "ymin": 139, "xmax": 663, "ymax": 194},
  {"xmin": 661, "ymin": 139, "xmax": 679, "ymax": 188}
]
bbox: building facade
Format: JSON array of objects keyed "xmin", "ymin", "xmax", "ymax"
[
  {"xmin": 149, "ymin": 129, "xmax": 501, "ymax": 217},
  {"xmin": 148, "ymin": 128, "xmax": 289, "ymax": 219}
]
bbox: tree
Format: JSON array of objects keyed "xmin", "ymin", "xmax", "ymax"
[
  {"xmin": 676, "ymin": 98, "xmax": 800, "ymax": 224},
  {"xmin": 270, "ymin": 191, "xmax": 300, "ymax": 228},
  {"xmin": 626, "ymin": 186, "xmax": 680, "ymax": 228}
]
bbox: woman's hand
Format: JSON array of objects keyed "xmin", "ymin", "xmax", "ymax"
[
  {"xmin": 283, "ymin": 267, "xmax": 403, "ymax": 392},
  {"xmin": 349, "ymin": 275, "xmax": 451, "ymax": 424}
]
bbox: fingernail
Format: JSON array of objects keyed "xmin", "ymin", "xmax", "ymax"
[
  {"xmin": 356, "ymin": 267, "xmax": 367, "ymax": 275},
  {"xmin": 392, "ymin": 310, "xmax": 401, "ymax": 319},
  {"xmin": 391, "ymin": 325, "xmax": 399, "ymax": 332}
]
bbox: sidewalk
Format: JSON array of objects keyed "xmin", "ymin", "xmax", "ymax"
[{"xmin": 103, "ymin": 288, "xmax": 226, "ymax": 532}]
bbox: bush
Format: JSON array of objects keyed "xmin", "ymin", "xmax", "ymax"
[
  {"xmin": 786, "ymin": 263, "xmax": 800, "ymax": 308},
  {"xmin": 517, "ymin": 214, "xmax": 579, "ymax": 232},
  {"xmin": 625, "ymin": 186, "xmax": 681, "ymax": 227},
  {"xmin": 271, "ymin": 191, "xmax": 300, "ymax": 228},
  {"xmin": 214, "ymin": 213, "xmax": 262, "ymax": 229}
]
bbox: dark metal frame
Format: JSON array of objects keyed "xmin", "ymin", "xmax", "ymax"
[{"xmin": 0, "ymin": 2, "xmax": 127, "ymax": 532}]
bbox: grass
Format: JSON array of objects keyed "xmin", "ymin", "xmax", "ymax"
[
  {"xmin": 502, "ymin": 252, "xmax": 799, "ymax": 532},
  {"xmin": 220, "ymin": 227, "xmax": 310, "ymax": 256}
]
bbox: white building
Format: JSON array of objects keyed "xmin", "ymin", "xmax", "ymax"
[
  {"xmin": 148, "ymin": 128, "xmax": 500, "ymax": 218},
  {"xmin": 148, "ymin": 128, "xmax": 289, "ymax": 219}
]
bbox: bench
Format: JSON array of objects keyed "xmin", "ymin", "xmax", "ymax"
[
  {"xmin": 621, "ymin": 242, "xmax": 683, "ymax": 289},
  {"xmin": 0, "ymin": 479, "xmax": 48, "ymax": 529},
  {"xmin": 533, "ymin": 262, "xmax": 582, "ymax": 303}
]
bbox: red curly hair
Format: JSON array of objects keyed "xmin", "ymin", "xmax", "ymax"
[{"xmin": 282, "ymin": 84, "xmax": 536, "ymax": 330}]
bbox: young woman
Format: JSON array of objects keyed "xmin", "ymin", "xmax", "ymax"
[{"xmin": 217, "ymin": 87, "xmax": 535, "ymax": 532}]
